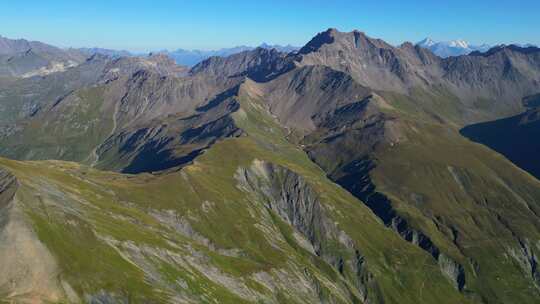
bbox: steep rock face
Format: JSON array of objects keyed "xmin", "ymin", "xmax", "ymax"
[
  {"xmin": 111, "ymin": 69, "xmax": 241, "ymax": 129},
  {"xmin": 0, "ymin": 168, "xmax": 17, "ymax": 208},
  {"xmin": 254, "ymin": 65, "xmax": 372, "ymax": 133},
  {"xmin": 89, "ymin": 75, "xmax": 246, "ymax": 172},
  {"xmin": 301, "ymin": 94, "xmax": 399, "ymax": 169},
  {"xmin": 236, "ymin": 160, "xmax": 381, "ymax": 303},
  {"xmin": 190, "ymin": 47, "xmax": 294, "ymax": 82},
  {"xmin": 97, "ymin": 95, "xmax": 243, "ymax": 173},
  {"xmin": 508, "ymin": 239, "xmax": 540, "ymax": 290}
]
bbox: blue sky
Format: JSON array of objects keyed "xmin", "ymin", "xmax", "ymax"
[{"xmin": 1, "ymin": 0, "xmax": 538, "ymax": 51}]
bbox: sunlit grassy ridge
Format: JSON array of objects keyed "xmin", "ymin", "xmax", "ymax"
[{"xmin": 0, "ymin": 94, "xmax": 468, "ymax": 303}]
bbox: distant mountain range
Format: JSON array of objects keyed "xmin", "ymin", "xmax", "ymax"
[
  {"xmin": 77, "ymin": 47, "xmax": 133, "ymax": 58},
  {"xmin": 75, "ymin": 43, "xmax": 299, "ymax": 66},
  {"xmin": 79, "ymin": 39, "xmax": 540, "ymax": 65},
  {"xmin": 416, "ymin": 37, "xmax": 538, "ymax": 58},
  {"xmin": 416, "ymin": 38, "xmax": 492, "ymax": 57},
  {"xmin": 161, "ymin": 43, "xmax": 300, "ymax": 66}
]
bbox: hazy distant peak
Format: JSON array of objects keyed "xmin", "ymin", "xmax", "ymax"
[
  {"xmin": 163, "ymin": 43, "xmax": 299, "ymax": 67},
  {"xmin": 416, "ymin": 37, "xmax": 491, "ymax": 57},
  {"xmin": 447, "ymin": 39, "xmax": 469, "ymax": 48},
  {"xmin": 78, "ymin": 47, "xmax": 133, "ymax": 58},
  {"xmin": 417, "ymin": 37, "xmax": 436, "ymax": 47}
]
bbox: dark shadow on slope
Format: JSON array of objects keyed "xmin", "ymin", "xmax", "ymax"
[
  {"xmin": 301, "ymin": 101, "xmax": 467, "ymax": 289},
  {"xmin": 336, "ymin": 158, "xmax": 442, "ymax": 258},
  {"xmin": 461, "ymin": 106, "xmax": 540, "ymax": 180},
  {"xmin": 120, "ymin": 115, "xmax": 242, "ymax": 174},
  {"xmin": 196, "ymin": 86, "xmax": 238, "ymax": 112},
  {"xmin": 122, "ymin": 147, "xmax": 202, "ymax": 174},
  {"xmin": 325, "ymin": 156, "xmax": 466, "ymax": 291}
]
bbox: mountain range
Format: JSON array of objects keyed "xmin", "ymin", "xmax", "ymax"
[
  {"xmin": 0, "ymin": 28, "xmax": 540, "ymax": 303},
  {"xmin": 77, "ymin": 47, "xmax": 133, "ymax": 58},
  {"xmin": 76, "ymin": 43, "xmax": 300, "ymax": 67},
  {"xmin": 159, "ymin": 43, "xmax": 300, "ymax": 66}
]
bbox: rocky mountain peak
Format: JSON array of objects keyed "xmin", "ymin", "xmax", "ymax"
[
  {"xmin": 418, "ymin": 37, "xmax": 436, "ymax": 47},
  {"xmin": 399, "ymin": 41, "xmax": 416, "ymax": 50},
  {"xmin": 189, "ymin": 46, "xmax": 292, "ymax": 82},
  {"xmin": 298, "ymin": 28, "xmax": 338, "ymax": 54},
  {"xmin": 299, "ymin": 28, "xmax": 396, "ymax": 57}
]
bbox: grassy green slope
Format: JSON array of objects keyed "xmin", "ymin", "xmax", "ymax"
[
  {"xmin": 0, "ymin": 86, "xmax": 114, "ymax": 162},
  {"xmin": 0, "ymin": 94, "xmax": 468, "ymax": 303},
  {"xmin": 370, "ymin": 121, "xmax": 540, "ymax": 303}
]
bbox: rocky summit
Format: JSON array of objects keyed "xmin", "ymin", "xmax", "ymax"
[{"xmin": 0, "ymin": 27, "xmax": 540, "ymax": 304}]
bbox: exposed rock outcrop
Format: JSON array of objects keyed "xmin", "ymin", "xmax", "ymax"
[
  {"xmin": 236, "ymin": 159, "xmax": 382, "ymax": 303},
  {"xmin": 508, "ymin": 239, "xmax": 540, "ymax": 290}
]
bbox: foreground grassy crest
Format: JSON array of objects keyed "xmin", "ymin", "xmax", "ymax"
[{"xmin": 0, "ymin": 95, "xmax": 468, "ymax": 303}]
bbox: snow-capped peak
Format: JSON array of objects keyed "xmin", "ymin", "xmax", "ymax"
[
  {"xmin": 415, "ymin": 37, "xmax": 493, "ymax": 57},
  {"xmin": 417, "ymin": 38, "xmax": 471, "ymax": 50},
  {"xmin": 417, "ymin": 37, "xmax": 436, "ymax": 47},
  {"xmin": 448, "ymin": 39, "xmax": 469, "ymax": 48}
]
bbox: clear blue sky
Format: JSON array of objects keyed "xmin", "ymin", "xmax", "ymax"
[{"xmin": 1, "ymin": 0, "xmax": 538, "ymax": 51}]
